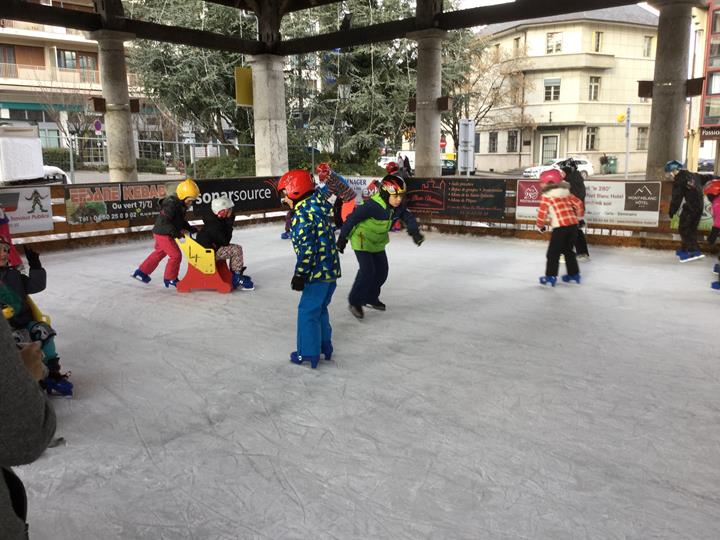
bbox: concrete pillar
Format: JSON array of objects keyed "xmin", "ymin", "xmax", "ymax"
[
  {"xmin": 247, "ymin": 54, "xmax": 288, "ymax": 176},
  {"xmin": 645, "ymin": 1, "xmax": 698, "ymax": 180},
  {"xmin": 409, "ymin": 29, "xmax": 446, "ymax": 178},
  {"xmin": 90, "ymin": 30, "xmax": 137, "ymax": 182}
]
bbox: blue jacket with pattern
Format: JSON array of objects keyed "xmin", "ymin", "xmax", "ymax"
[{"xmin": 290, "ymin": 191, "xmax": 341, "ymax": 282}]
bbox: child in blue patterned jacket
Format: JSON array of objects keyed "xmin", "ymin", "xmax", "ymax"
[{"xmin": 279, "ymin": 169, "xmax": 341, "ymax": 369}]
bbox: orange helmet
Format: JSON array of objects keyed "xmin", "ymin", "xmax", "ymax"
[
  {"xmin": 539, "ymin": 169, "xmax": 564, "ymax": 184},
  {"xmin": 385, "ymin": 161, "xmax": 400, "ymax": 174},
  {"xmin": 278, "ymin": 169, "xmax": 315, "ymax": 200},
  {"xmin": 703, "ymin": 179, "xmax": 720, "ymax": 197}
]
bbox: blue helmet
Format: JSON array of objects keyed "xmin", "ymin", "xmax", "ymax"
[{"xmin": 664, "ymin": 160, "xmax": 683, "ymax": 173}]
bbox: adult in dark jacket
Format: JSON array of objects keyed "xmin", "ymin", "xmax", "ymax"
[
  {"xmin": 337, "ymin": 174, "xmax": 424, "ymax": 319},
  {"xmin": 561, "ymin": 160, "xmax": 589, "ymax": 259},
  {"xmin": 196, "ymin": 196, "xmax": 253, "ymax": 290},
  {"xmin": 666, "ymin": 160, "xmax": 705, "ymax": 262},
  {"xmin": 133, "ymin": 179, "xmax": 199, "ymax": 287},
  {"xmin": 0, "ymin": 317, "xmax": 57, "ymax": 540}
]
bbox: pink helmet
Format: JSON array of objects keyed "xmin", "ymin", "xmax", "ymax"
[{"xmin": 539, "ymin": 169, "xmax": 564, "ymax": 184}]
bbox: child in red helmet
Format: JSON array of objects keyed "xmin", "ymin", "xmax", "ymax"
[
  {"xmin": 536, "ymin": 168, "xmax": 585, "ymax": 286},
  {"xmin": 133, "ymin": 178, "xmax": 199, "ymax": 288},
  {"xmin": 0, "ymin": 237, "xmax": 73, "ymax": 395},
  {"xmin": 336, "ymin": 174, "xmax": 424, "ymax": 319},
  {"xmin": 315, "ymin": 162, "xmax": 357, "ymax": 227},
  {"xmin": 279, "ymin": 169, "xmax": 341, "ymax": 368}
]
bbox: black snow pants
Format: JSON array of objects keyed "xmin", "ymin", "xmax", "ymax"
[
  {"xmin": 679, "ymin": 211, "xmax": 702, "ymax": 252},
  {"xmin": 546, "ymin": 224, "xmax": 579, "ymax": 277}
]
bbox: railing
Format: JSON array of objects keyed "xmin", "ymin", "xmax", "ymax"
[{"xmin": 0, "ymin": 62, "xmax": 138, "ymax": 87}]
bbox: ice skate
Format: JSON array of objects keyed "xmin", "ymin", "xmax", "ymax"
[
  {"xmin": 232, "ymin": 272, "xmax": 254, "ymax": 291},
  {"xmin": 290, "ymin": 351, "xmax": 320, "ymax": 369},
  {"xmin": 348, "ymin": 304, "xmax": 364, "ymax": 319},
  {"xmin": 280, "ymin": 231, "xmax": 290, "ymax": 240},
  {"xmin": 714, "ymin": 263, "xmax": 720, "ymax": 274},
  {"xmin": 686, "ymin": 250, "xmax": 705, "ymax": 262},
  {"xmin": 712, "ymin": 281, "xmax": 720, "ymax": 291},
  {"xmin": 321, "ymin": 341, "xmax": 333, "ymax": 360},
  {"xmin": 42, "ymin": 371, "xmax": 73, "ymax": 397},
  {"xmin": 576, "ymin": 254, "xmax": 590, "ymax": 262},
  {"xmin": 132, "ymin": 269, "xmax": 151, "ymax": 283},
  {"xmin": 164, "ymin": 278, "xmax": 178, "ymax": 288},
  {"xmin": 561, "ymin": 273, "xmax": 581, "ymax": 284},
  {"xmin": 539, "ymin": 276, "xmax": 557, "ymax": 287},
  {"xmin": 365, "ymin": 300, "xmax": 386, "ymax": 311}
]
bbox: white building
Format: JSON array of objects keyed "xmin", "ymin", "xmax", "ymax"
[{"xmin": 474, "ymin": 6, "xmax": 659, "ymax": 174}]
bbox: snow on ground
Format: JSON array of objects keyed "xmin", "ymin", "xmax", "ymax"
[{"xmin": 16, "ymin": 223, "xmax": 720, "ymax": 539}]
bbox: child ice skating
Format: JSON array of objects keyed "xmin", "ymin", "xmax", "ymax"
[
  {"xmin": 196, "ymin": 196, "xmax": 254, "ymax": 290},
  {"xmin": 315, "ymin": 162, "xmax": 357, "ymax": 227},
  {"xmin": 666, "ymin": 160, "xmax": 705, "ymax": 262},
  {"xmin": 535, "ymin": 169, "xmax": 585, "ymax": 287},
  {"xmin": 133, "ymin": 178, "xmax": 199, "ymax": 287},
  {"xmin": 336, "ymin": 174, "xmax": 424, "ymax": 319},
  {"xmin": 279, "ymin": 169, "xmax": 340, "ymax": 369},
  {"xmin": 0, "ymin": 238, "xmax": 73, "ymax": 395},
  {"xmin": 703, "ymin": 179, "xmax": 720, "ymax": 289}
]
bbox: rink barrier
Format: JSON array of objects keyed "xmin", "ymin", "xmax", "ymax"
[{"xmin": 0, "ymin": 178, "xmax": 700, "ymax": 253}]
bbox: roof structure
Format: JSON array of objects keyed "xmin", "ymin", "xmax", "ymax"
[
  {"xmin": 0, "ymin": 0, "xmax": 643, "ymax": 55},
  {"xmin": 478, "ymin": 5, "xmax": 660, "ymax": 38}
]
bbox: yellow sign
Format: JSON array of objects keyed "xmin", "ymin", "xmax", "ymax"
[{"xmin": 234, "ymin": 67, "xmax": 253, "ymax": 107}]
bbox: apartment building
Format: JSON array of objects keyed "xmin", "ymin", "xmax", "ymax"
[
  {"xmin": 474, "ymin": 6, "xmax": 658, "ymax": 174},
  {"xmin": 0, "ymin": 0, "xmax": 159, "ymax": 163}
]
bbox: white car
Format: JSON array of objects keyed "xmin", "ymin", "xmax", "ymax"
[
  {"xmin": 377, "ymin": 156, "xmax": 399, "ymax": 170},
  {"xmin": 523, "ymin": 158, "xmax": 594, "ymax": 180},
  {"xmin": 43, "ymin": 165, "xmax": 70, "ymax": 184}
]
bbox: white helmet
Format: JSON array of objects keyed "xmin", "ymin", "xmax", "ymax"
[{"xmin": 211, "ymin": 196, "xmax": 234, "ymax": 217}]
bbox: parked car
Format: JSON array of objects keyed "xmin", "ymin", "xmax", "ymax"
[
  {"xmin": 43, "ymin": 165, "xmax": 70, "ymax": 184},
  {"xmin": 523, "ymin": 157, "xmax": 594, "ymax": 180},
  {"xmin": 377, "ymin": 156, "xmax": 398, "ymax": 170},
  {"xmin": 441, "ymin": 159, "xmax": 457, "ymax": 175},
  {"xmin": 698, "ymin": 158, "xmax": 715, "ymax": 172}
]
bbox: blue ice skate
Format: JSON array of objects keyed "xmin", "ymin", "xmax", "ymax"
[
  {"xmin": 561, "ymin": 273, "xmax": 582, "ymax": 284},
  {"xmin": 132, "ymin": 269, "xmax": 151, "ymax": 283},
  {"xmin": 164, "ymin": 279, "xmax": 178, "ymax": 288},
  {"xmin": 539, "ymin": 276, "xmax": 557, "ymax": 287},
  {"xmin": 714, "ymin": 263, "xmax": 720, "ymax": 275},
  {"xmin": 280, "ymin": 231, "xmax": 291, "ymax": 240},
  {"xmin": 712, "ymin": 282, "xmax": 720, "ymax": 291},
  {"xmin": 679, "ymin": 250, "xmax": 704, "ymax": 263},
  {"xmin": 237, "ymin": 275, "xmax": 254, "ymax": 291},
  {"xmin": 675, "ymin": 248, "xmax": 684, "ymax": 257},
  {"xmin": 321, "ymin": 341, "xmax": 333, "ymax": 360},
  {"xmin": 42, "ymin": 373, "xmax": 73, "ymax": 397},
  {"xmin": 290, "ymin": 351, "xmax": 320, "ymax": 369}
]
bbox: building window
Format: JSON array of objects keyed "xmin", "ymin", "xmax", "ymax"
[
  {"xmin": 704, "ymin": 96, "xmax": 720, "ymax": 124},
  {"xmin": 643, "ymin": 36, "xmax": 653, "ymax": 58},
  {"xmin": 57, "ymin": 49, "xmax": 77, "ymax": 69},
  {"xmin": 488, "ymin": 132, "xmax": 498, "ymax": 153},
  {"xmin": 0, "ymin": 45, "xmax": 17, "ymax": 77},
  {"xmin": 506, "ymin": 130, "xmax": 518, "ymax": 152},
  {"xmin": 546, "ymin": 32, "xmax": 562, "ymax": 54},
  {"xmin": 544, "ymin": 78, "xmax": 560, "ymax": 101},
  {"xmin": 711, "ymin": 37, "xmax": 720, "ymax": 68},
  {"xmin": 513, "ymin": 36, "xmax": 521, "ymax": 57},
  {"xmin": 713, "ymin": 10, "xmax": 720, "ymax": 33},
  {"xmin": 589, "ymin": 76, "xmax": 601, "ymax": 101},
  {"xmin": 709, "ymin": 72, "xmax": 720, "ymax": 95},
  {"xmin": 585, "ymin": 127, "xmax": 598, "ymax": 151},
  {"xmin": 593, "ymin": 31, "xmax": 603, "ymax": 53},
  {"xmin": 636, "ymin": 127, "xmax": 648, "ymax": 151},
  {"xmin": 474, "ymin": 132, "xmax": 480, "ymax": 153},
  {"xmin": 41, "ymin": 129, "xmax": 61, "ymax": 148}
]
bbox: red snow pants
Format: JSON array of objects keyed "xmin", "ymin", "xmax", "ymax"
[{"xmin": 139, "ymin": 234, "xmax": 182, "ymax": 280}]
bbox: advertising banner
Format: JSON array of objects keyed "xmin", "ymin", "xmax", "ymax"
[
  {"xmin": 65, "ymin": 182, "xmax": 173, "ymax": 226},
  {"xmin": 515, "ymin": 180, "xmax": 661, "ymax": 227},
  {"xmin": 191, "ymin": 177, "xmax": 282, "ymax": 215},
  {"xmin": 406, "ymin": 178, "xmax": 506, "ymax": 219},
  {"xmin": 0, "ymin": 187, "xmax": 53, "ymax": 233}
]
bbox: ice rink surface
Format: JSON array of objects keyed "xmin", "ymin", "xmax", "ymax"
[{"xmin": 17, "ymin": 224, "xmax": 720, "ymax": 539}]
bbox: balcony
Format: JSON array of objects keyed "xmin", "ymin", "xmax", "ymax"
[
  {"xmin": 0, "ymin": 19, "xmax": 93, "ymax": 42},
  {"xmin": 523, "ymin": 53, "xmax": 616, "ymax": 72},
  {"xmin": 0, "ymin": 63, "xmax": 137, "ymax": 89}
]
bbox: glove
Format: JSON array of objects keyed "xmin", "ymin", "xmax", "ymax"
[
  {"xmin": 536, "ymin": 225, "xmax": 547, "ymax": 233},
  {"xmin": 412, "ymin": 232, "xmax": 425, "ymax": 246},
  {"xmin": 24, "ymin": 246, "xmax": 41, "ymax": 269},
  {"xmin": 2, "ymin": 305, "xmax": 14, "ymax": 319},
  {"xmin": 291, "ymin": 275, "xmax": 305, "ymax": 291},
  {"xmin": 336, "ymin": 236, "xmax": 347, "ymax": 254}
]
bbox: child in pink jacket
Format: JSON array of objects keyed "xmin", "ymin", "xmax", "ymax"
[{"xmin": 703, "ymin": 180, "xmax": 720, "ymax": 289}]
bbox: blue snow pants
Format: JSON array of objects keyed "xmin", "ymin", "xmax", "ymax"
[
  {"xmin": 348, "ymin": 250, "xmax": 389, "ymax": 307},
  {"xmin": 297, "ymin": 280, "xmax": 337, "ymax": 358}
]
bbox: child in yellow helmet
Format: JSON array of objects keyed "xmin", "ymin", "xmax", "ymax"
[{"xmin": 133, "ymin": 179, "xmax": 199, "ymax": 288}]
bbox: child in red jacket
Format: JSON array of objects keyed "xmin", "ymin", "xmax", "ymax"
[{"xmin": 536, "ymin": 169, "xmax": 585, "ymax": 286}]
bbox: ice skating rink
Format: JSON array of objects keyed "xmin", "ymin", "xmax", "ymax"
[{"xmin": 18, "ymin": 224, "xmax": 720, "ymax": 539}]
